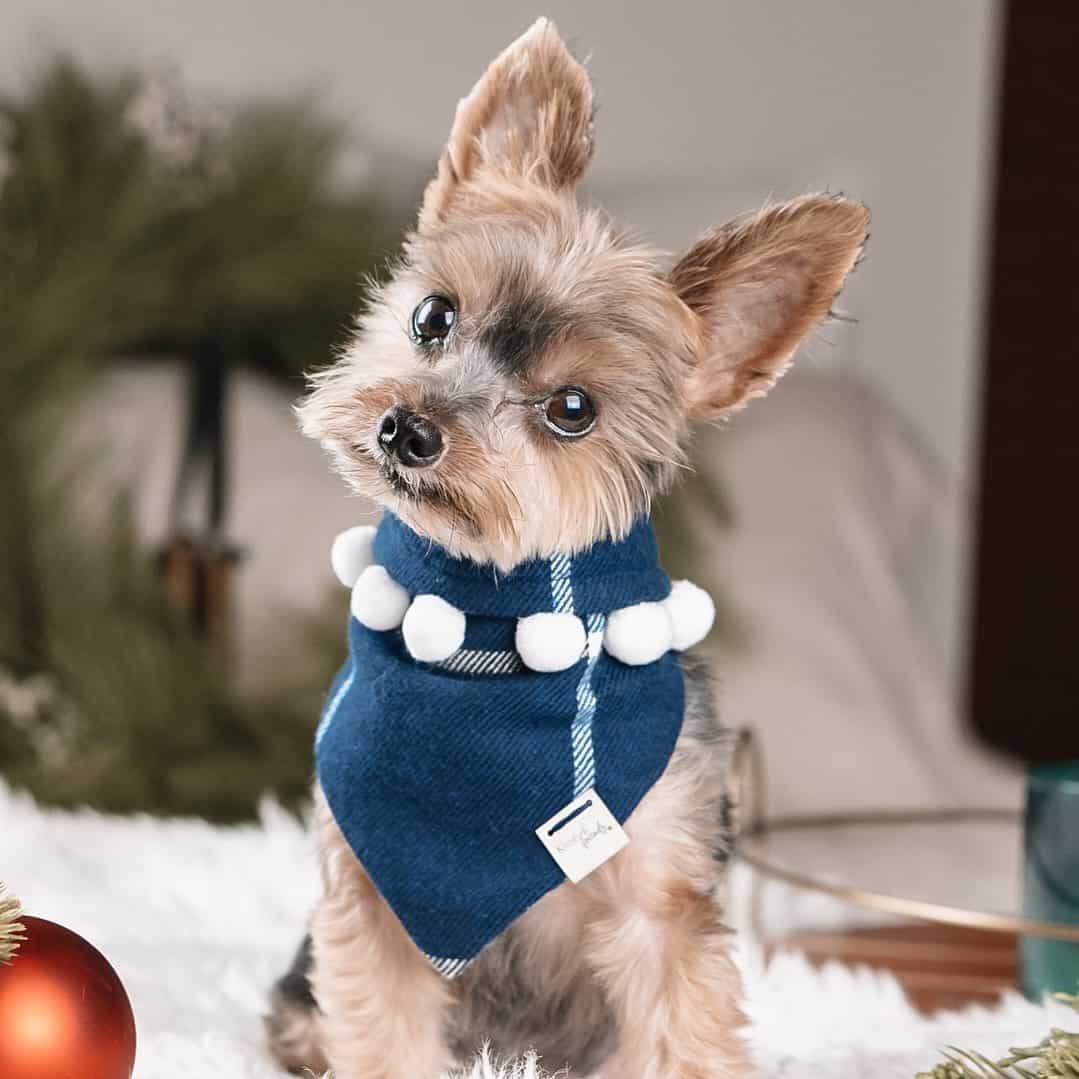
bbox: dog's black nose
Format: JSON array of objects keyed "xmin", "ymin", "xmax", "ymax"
[{"xmin": 377, "ymin": 407, "xmax": 444, "ymax": 468}]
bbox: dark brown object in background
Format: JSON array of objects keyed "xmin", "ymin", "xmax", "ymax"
[
  {"xmin": 773, "ymin": 924, "xmax": 1018, "ymax": 1016},
  {"xmin": 969, "ymin": 3, "xmax": 1079, "ymax": 761},
  {"xmin": 158, "ymin": 537, "xmax": 243, "ymax": 654},
  {"xmin": 159, "ymin": 347, "xmax": 244, "ymax": 658}
]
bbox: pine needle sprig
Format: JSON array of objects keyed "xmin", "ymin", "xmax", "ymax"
[
  {"xmin": 0, "ymin": 881, "xmax": 26, "ymax": 964},
  {"xmin": 917, "ymin": 993, "xmax": 1079, "ymax": 1078}
]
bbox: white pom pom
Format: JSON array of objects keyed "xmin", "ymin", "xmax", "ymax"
[
  {"xmin": 402, "ymin": 594, "xmax": 467, "ymax": 663},
  {"xmin": 603, "ymin": 602, "xmax": 674, "ymax": 666},
  {"xmin": 330, "ymin": 525, "xmax": 377, "ymax": 588},
  {"xmin": 516, "ymin": 612, "xmax": 587, "ymax": 672},
  {"xmin": 350, "ymin": 565, "xmax": 410, "ymax": 631},
  {"xmin": 665, "ymin": 579, "xmax": 716, "ymax": 651}
]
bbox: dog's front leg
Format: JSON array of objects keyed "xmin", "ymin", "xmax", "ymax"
[
  {"xmin": 584, "ymin": 880, "xmax": 750, "ymax": 1079},
  {"xmin": 311, "ymin": 788, "xmax": 452, "ymax": 1079},
  {"xmin": 581, "ymin": 781, "xmax": 752, "ymax": 1079}
]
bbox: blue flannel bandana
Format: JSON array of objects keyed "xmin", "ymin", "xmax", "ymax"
[{"xmin": 315, "ymin": 513, "xmax": 685, "ymax": 976}]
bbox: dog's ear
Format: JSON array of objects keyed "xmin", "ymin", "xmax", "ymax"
[
  {"xmin": 672, "ymin": 195, "xmax": 869, "ymax": 418},
  {"xmin": 419, "ymin": 18, "xmax": 594, "ymax": 228}
]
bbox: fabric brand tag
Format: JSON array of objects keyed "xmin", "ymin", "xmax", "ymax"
[{"xmin": 534, "ymin": 788, "xmax": 629, "ymax": 884}]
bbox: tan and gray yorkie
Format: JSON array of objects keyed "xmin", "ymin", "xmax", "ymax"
[{"xmin": 266, "ymin": 18, "xmax": 867, "ymax": 1079}]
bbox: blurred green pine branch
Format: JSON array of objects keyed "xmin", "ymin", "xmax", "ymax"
[
  {"xmin": 916, "ymin": 992, "xmax": 1079, "ymax": 1079},
  {"xmin": 0, "ymin": 56, "xmax": 402, "ymax": 820},
  {"xmin": 0, "ymin": 55, "xmax": 738, "ymax": 821}
]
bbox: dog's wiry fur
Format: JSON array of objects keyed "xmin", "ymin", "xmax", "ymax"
[{"xmin": 269, "ymin": 18, "xmax": 867, "ymax": 1078}]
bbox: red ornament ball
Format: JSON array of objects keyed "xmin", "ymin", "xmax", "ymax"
[{"xmin": 0, "ymin": 915, "xmax": 136, "ymax": 1079}]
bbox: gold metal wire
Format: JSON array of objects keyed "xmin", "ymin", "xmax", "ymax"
[{"xmin": 731, "ymin": 728, "xmax": 1079, "ymax": 943}]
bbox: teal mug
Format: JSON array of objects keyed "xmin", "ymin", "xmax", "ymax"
[{"xmin": 1023, "ymin": 761, "xmax": 1079, "ymax": 998}]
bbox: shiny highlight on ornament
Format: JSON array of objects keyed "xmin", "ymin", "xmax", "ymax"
[{"xmin": 0, "ymin": 915, "xmax": 136, "ymax": 1079}]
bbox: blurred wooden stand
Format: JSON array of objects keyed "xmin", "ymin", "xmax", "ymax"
[
  {"xmin": 772, "ymin": 924, "xmax": 1018, "ymax": 1016},
  {"xmin": 159, "ymin": 348, "xmax": 244, "ymax": 657},
  {"xmin": 158, "ymin": 537, "xmax": 243, "ymax": 652}
]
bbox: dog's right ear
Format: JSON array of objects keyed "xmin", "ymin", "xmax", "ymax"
[
  {"xmin": 418, "ymin": 18, "xmax": 594, "ymax": 229},
  {"xmin": 672, "ymin": 195, "xmax": 869, "ymax": 419}
]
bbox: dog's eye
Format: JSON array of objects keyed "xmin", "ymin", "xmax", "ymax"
[
  {"xmin": 543, "ymin": 387, "xmax": 596, "ymax": 437},
  {"xmin": 411, "ymin": 295, "xmax": 457, "ymax": 345}
]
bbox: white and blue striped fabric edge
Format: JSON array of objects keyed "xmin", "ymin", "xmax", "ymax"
[
  {"xmin": 549, "ymin": 551, "xmax": 574, "ymax": 614},
  {"xmin": 437, "ymin": 648, "xmax": 523, "ymax": 675},
  {"xmin": 425, "ymin": 953, "xmax": 470, "ymax": 979},
  {"xmin": 315, "ymin": 658, "xmax": 355, "ymax": 748},
  {"xmin": 571, "ymin": 612, "xmax": 606, "ymax": 797},
  {"xmin": 549, "ymin": 553, "xmax": 604, "ymax": 797}
]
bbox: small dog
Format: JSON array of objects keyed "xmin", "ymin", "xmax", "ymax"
[{"xmin": 267, "ymin": 18, "xmax": 867, "ymax": 1079}]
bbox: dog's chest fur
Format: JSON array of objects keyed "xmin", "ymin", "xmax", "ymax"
[{"xmin": 444, "ymin": 654, "xmax": 734, "ymax": 1070}]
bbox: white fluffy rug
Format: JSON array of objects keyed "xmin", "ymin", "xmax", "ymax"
[{"xmin": 2, "ymin": 782, "xmax": 1071, "ymax": 1078}]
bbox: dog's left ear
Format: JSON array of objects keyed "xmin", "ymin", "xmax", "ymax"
[
  {"xmin": 672, "ymin": 194, "xmax": 869, "ymax": 418},
  {"xmin": 419, "ymin": 18, "xmax": 594, "ymax": 228}
]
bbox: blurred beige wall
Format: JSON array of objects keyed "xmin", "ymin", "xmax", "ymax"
[
  {"xmin": 1, "ymin": 1, "xmax": 1002, "ymax": 674},
  {"xmin": 0, "ymin": 1, "xmax": 1001, "ymax": 479}
]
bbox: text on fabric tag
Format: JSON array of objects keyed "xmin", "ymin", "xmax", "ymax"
[{"xmin": 535, "ymin": 788, "xmax": 629, "ymax": 883}]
